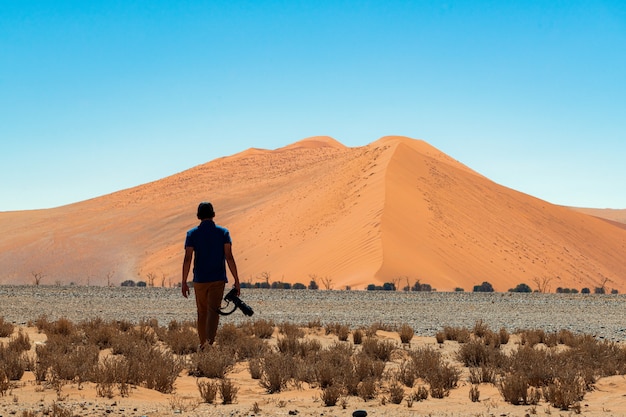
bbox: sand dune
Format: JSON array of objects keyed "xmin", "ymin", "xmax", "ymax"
[{"xmin": 1, "ymin": 136, "xmax": 625, "ymax": 292}]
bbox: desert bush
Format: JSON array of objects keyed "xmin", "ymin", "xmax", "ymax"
[
  {"xmin": 219, "ymin": 378, "xmax": 238, "ymax": 404},
  {"xmin": 279, "ymin": 322, "xmax": 305, "ymax": 338},
  {"xmin": 542, "ymin": 371, "xmax": 585, "ymax": 410},
  {"xmin": 498, "ymin": 372, "xmax": 540, "ymax": 405},
  {"xmin": 1, "ymin": 343, "xmax": 29, "ymax": 380},
  {"xmin": 251, "ymin": 319, "xmax": 275, "ymax": 339},
  {"xmin": 161, "ymin": 324, "xmax": 197, "ymax": 355},
  {"xmin": 398, "ymin": 324, "xmax": 414, "ymax": 344},
  {"xmin": 352, "ymin": 352, "xmax": 385, "ymax": 384},
  {"xmin": 469, "ymin": 384, "xmax": 480, "ymax": 402},
  {"xmin": 357, "ymin": 377, "xmax": 377, "ymax": 401},
  {"xmin": 518, "ymin": 329, "xmax": 546, "ymax": 347},
  {"xmin": 336, "ymin": 325, "xmax": 350, "ymax": 341},
  {"xmin": 499, "ymin": 327, "xmax": 510, "ymax": 344},
  {"xmin": 457, "ymin": 338, "xmax": 505, "ymax": 368},
  {"xmin": 310, "ymin": 344, "xmax": 354, "ymax": 389},
  {"xmin": 0, "ymin": 316, "xmax": 14, "ymax": 337},
  {"xmin": 398, "ymin": 359, "xmax": 416, "ymax": 387},
  {"xmin": 435, "ymin": 331, "xmax": 445, "ymax": 344},
  {"xmin": 441, "ymin": 326, "xmax": 471, "ymax": 343},
  {"xmin": 233, "ymin": 334, "xmax": 270, "ymax": 360},
  {"xmin": 80, "ymin": 317, "xmax": 117, "ymax": 349},
  {"xmin": 248, "ymin": 358, "xmax": 263, "ymax": 379},
  {"xmin": 361, "ymin": 337, "xmax": 396, "ymax": 361},
  {"xmin": 35, "ymin": 335, "xmax": 99, "ymax": 384},
  {"xmin": 190, "ymin": 345, "xmax": 236, "ymax": 378},
  {"xmin": 506, "ymin": 345, "xmax": 554, "ymax": 387},
  {"xmin": 408, "ymin": 347, "xmax": 443, "ymax": 380},
  {"xmin": 425, "ymin": 362, "xmax": 461, "ymax": 398},
  {"xmin": 140, "ymin": 347, "xmax": 184, "ymax": 393},
  {"xmin": 388, "ymin": 380, "xmax": 405, "ymax": 404},
  {"xmin": 472, "ymin": 319, "xmax": 489, "ymax": 338},
  {"xmin": 197, "ymin": 379, "xmax": 218, "ymax": 403},
  {"xmin": 352, "ymin": 328, "xmax": 363, "ymax": 345},
  {"xmin": 0, "ymin": 369, "xmax": 9, "ymax": 396},
  {"xmin": 320, "ymin": 384, "xmax": 344, "ymax": 406},
  {"xmin": 411, "ymin": 385, "xmax": 428, "ymax": 402},
  {"xmin": 260, "ymin": 351, "xmax": 294, "ymax": 393},
  {"xmin": 468, "ymin": 365, "xmax": 498, "ymax": 384},
  {"xmin": 7, "ymin": 329, "xmax": 31, "ymax": 353},
  {"xmin": 95, "ymin": 356, "xmax": 130, "ymax": 398}
]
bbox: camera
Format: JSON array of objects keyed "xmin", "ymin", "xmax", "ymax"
[{"xmin": 219, "ymin": 288, "xmax": 254, "ymax": 316}]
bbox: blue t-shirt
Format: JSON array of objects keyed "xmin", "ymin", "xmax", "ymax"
[{"xmin": 185, "ymin": 220, "xmax": 232, "ymax": 283}]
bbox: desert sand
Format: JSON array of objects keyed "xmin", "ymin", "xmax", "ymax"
[{"xmin": 0, "ymin": 136, "xmax": 625, "ymax": 293}]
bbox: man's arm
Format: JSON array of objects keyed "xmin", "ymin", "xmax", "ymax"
[
  {"xmin": 224, "ymin": 243, "xmax": 240, "ymax": 295},
  {"xmin": 181, "ymin": 246, "xmax": 194, "ymax": 298}
]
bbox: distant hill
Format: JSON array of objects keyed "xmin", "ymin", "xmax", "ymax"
[{"xmin": 1, "ymin": 136, "xmax": 625, "ymax": 292}]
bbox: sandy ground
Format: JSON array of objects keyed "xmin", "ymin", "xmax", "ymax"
[{"xmin": 2, "ymin": 287, "xmax": 626, "ymax": 416}]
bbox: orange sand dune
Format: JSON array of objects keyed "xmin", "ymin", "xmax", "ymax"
[{"xmin": 1, "ymin": 136, "xmax": 625, "ymax": 292}]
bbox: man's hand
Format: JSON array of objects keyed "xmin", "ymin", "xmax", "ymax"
[{"xmin": 181, "ymin": 281, "xmax": 190, "ymax": 298}]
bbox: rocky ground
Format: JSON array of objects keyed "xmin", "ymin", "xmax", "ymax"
[{"xmin": 1, "ymin": 286, "xmax": 625, "ymax": 340}]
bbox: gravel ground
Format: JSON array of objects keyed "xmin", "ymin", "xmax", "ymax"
[{"xmin": 1, "ymin": 285, "xmax": 626, "ymax": 341}]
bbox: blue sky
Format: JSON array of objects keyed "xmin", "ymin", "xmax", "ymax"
[{"xmin": 1, "ymin": 0, "xmax": 625, "ymax": 211}]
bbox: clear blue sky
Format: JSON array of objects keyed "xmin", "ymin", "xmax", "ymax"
[{"xmin": 2, "ymin": 1, "xmax": 625, "ymax": 211}]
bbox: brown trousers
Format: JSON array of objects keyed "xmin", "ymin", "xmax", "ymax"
[{"xmin": 193, "ymin": 281, "xmax": 226, "ymax": 346}]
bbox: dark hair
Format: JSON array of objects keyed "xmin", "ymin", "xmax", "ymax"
[{"xmin": 197, "ymin": 202, "xmax": 215, "ymax": 219}]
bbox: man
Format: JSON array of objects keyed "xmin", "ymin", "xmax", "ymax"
[{"xmin": 182, "ymin": 202, "xmax": 240, "ymax": 349}]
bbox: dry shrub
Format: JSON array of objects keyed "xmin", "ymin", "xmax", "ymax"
[
  {"xmin": 0, "ymin": 316, "xmax": 14, "ymax": 337},
  {"xmin": 248, "ymin": 358, "xmax": 263, "ymax": 379},
  {"xmin": 216, "ymin": 323, "xmax": 244, "ymax": 348},
  {"xmin": 442, "ymin": 326, "xmax": 470, "ymax": 343},
  {"xmin": 506, "ymin": 345, "xmax": 554, "ymax": 387},
  {"xmin": 518, "ymin": 329, "xmax": 546, "ymax": 347},
  {"xmin": 388, "ymin": 380, "xmax": 405, "ymax": 404},
  {"xmin": 309, "ymin": 344, "xmax": 354, "ymax": 389},
  {"xmin": 0, "ymin": 370, "xmax": 9, "ymax": 396},
  {"xmin": 95, "ymin": 355, "xmax": 130, "ymax": 398},
  {"xmin": 469, "ymin": 384, "xmax": 480, "ymax": 402},
  {"xmin": 468, "ymin": 365, "xmax": 498, "ymax": 384},
  {"xmin": 435, "ymin": 331, "xmax": 445, "ymax": 344},
  {"xmin": 336, "ymin": 325, "xmax": 350, "ymax": 341},
  {"xmin": 398, "ymin": 324, "xmax": 414, "ymax": 344},
  {"xmin": 361, "ymin": 337, "xmax": 396, "ymax": 362},
  {"xmin": 8, "ymin": 329, "xmax": 31, "ymax": 352},
  {"xmin": 398, "ymin": 359, "xmax": 416, "ymax": 387},
  {"xmin": 472, "ymin": 320, "xmax": 490, "ymax": 338},
  {"xmin": 141, "ymin": 348, "xmax": 184, "ymax": 393},
  {"xmin": 357, "ymin": 377, "xmax": 377, "ymax": 401},
  {"xmin": 408, "ymin": 347, "xmax": 443, "ymax": 380},
  {"xmin": 352, "ymin": 352, "xmax": 385, "ymax": 385},
  {"xmin": 279, "ymin": 322, "xmax": 305, "ymax": 338},
  {"xmin": 161, "ymin": 324, "xmax": 197, "ymax": 355},
  {"xmin": 426, "ymin": 362, "xmax": 461, "ymax": 398},
  {"xmin": 233, "ymin": 334, "xmax": 270, "ymax": 360},
  {"xmin": 260, "ymin": 351, "xmax": 294, "ymax": 393},
  {"xmin": 321, "ymin": 384, "xmax": 344, "ymax": 406},
  {"xmin": 0, "ymin": 344, "xmax": 29, "ymax": 381},
  {"xmin": 542, "ymin": 371, "xmax": 585, "ymax": 410},
  {"xmin": 252, "ymin": 319, "xmax": 275, "ymax": 339},
  {"xmin": 80, "ymin": 317, "xmax": 117, "ymax": 349},
  {"xmin": 352, "ymin": 328, "xmax": 363, "ymax": 345},
  {"xmin": 220, "ymin": 378, "xmax": 238, "ymax": 404},
  {"xmin": 499, "ymin": 327, "xmax": 510, "ymax": 345},
  {"xmin": 35, "ymin": 335, "xmax": 99, "ymax": 384},
  {"xmin": 190, "ymin": 345, "xmax": 236, "ymax": 378},
  {"xmin": 197, "ymin": 379, "xmax": 218, "ymax": 403},
  {"xmin": 412, "ymin": 385, "xmax": 428, "ymax": 401},
  {"xmin": 499, "ymin": 372, "xmax": 540, "ymax": 405},
  {"xmin": 457, "ymin": 338, "xmax": 505, "ymax": 368}
]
